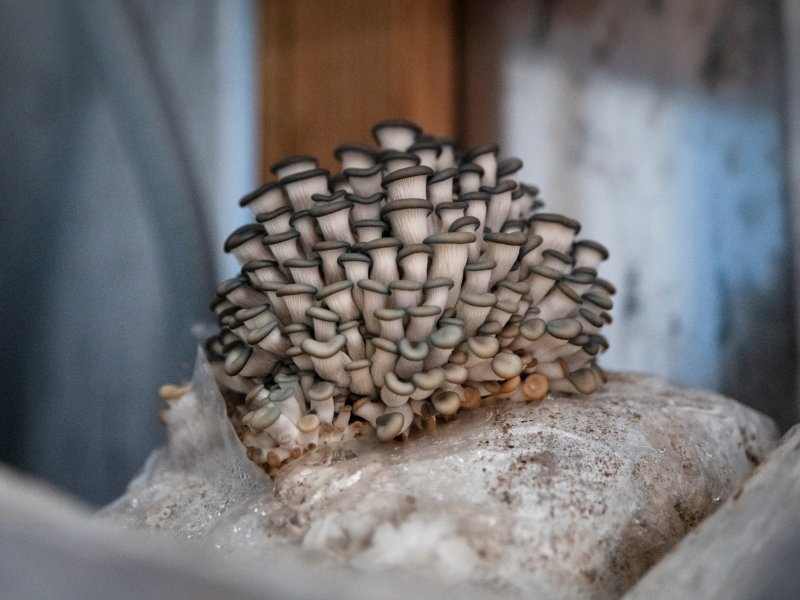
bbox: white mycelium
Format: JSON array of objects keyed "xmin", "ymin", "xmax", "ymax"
[{"xmin": 208, "ymin": 119, "xmax": 614, "ymax": 475}]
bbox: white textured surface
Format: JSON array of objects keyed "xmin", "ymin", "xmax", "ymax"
[
  {"xmin": 622, "ymin": 425, "xmax": 800, "ymax": 600},
  {"xmin": 104, "ymin": 354, "xmax": 778, "ymax": 599}
]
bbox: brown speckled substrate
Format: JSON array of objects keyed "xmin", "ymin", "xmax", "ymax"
[
  {"xmin": 255, "ymin": 372, "xmax": 777, "ymax": 599},
  {"xmin": 105, "ymin": 360, "xmax": 778, "ymax": 600}
]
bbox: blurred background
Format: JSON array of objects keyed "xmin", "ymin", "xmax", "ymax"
[{"xmin": 1, "ymin": 0, "xmax": 798, "ymax": 505}]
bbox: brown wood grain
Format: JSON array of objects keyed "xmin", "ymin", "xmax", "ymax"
[{"xmin": 258, "ymin": 0, "xmax": 457, "ymax": 176}]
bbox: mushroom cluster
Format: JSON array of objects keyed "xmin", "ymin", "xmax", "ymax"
[{"xmin": 206, "ymin": 119, "xmax": 614, "ymax": 475}]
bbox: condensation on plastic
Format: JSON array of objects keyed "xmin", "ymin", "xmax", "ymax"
[{"xmin": 101, "ymin": 349, "xmax": 272, "ymax": 539}]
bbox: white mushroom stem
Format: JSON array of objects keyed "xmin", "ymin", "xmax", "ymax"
[
  {"xmin": 436, "ymin": 139, "xmax": 456, "ymax": 169},
  {"xmin": 372, "ymin": 119, "xmax": 420, "ymax": 151},
  {"xmin": 365, "ymin": 238, "xmax": 402, "ymax": 284},
  {"xmin": 376, "ymin": 308, "xmax": 406, "ymax": 342},
  {"xmin": 527, "ymin": 266, "xmax": 561, "ymax": 305},
  {"xmin": 483, "ymin": 180, "xmax": 516, "ymax": 232},
  {"xmin": 458, "ymin": 163, "xmax": 484, "ymax": 194},
  {"xmin": 352, "ymin": 219, "xmax": 387, "ymax": 245},
  {"xmin": 275, "ymin": 373, "xmax": 307, "ymax": 411},
  {"xmin": 239, "ymin": 181, "xmax": 285, "ymax": 216},
  {"xmin": 334, "ymin": 144, "xmax": 375, "ymax": 171},
  {"xmin": 247, "ymin": 321, "xmax": 290, "ymax": 356},
  {"xmin": 435, "ymin": 201, "xmax": 467, "ymax": 232},
  {"xmin": 241, "ymin": 259, "xmax": 286, "ymax": 290},
  {"xmin": 461, "ymin": 192, "xmax": 489, "ymax": 260},
  {"xmin": 247, "ymin": 404, "xmax": 297, "ymax": 443},
  {"xmin": 225, "ymin": 226, "xmax": 271, "ymax": 265},
  {"xmin": 353, "ymin": 397, "xmax": 384, "ymax": 427},
  {"xmin": 397, "ymin": 244, "xmax": 431, "ymax": 282},
  {"xmin": 470, "ymin": 146, "xmax": 498, "ymax": 186},
  {"xmin": 427, "ymin": 168, "xmax": 456, "ymax": 209},
  {"xmin": 535, "ymin": 281, "xmax": 582, "ymax": 322},
  {"xmin": 424, "ymin": 323, "xmax": 464, "ymax": 370},
  {"xmin": 496, "ymin": 280, "xmax": 528, "ymax": 307},
  {"xmin": 395, "ymin": 339, "xmax": 430, "ymax": 380},
  {"xmin": 257, "ymin": 206, "xmax": 293, "ymax": 235},
  {"xmin": 276, "ymin": 283, "xmax": 317, "ymax": 325},
  {"xmin": 302, "ymin": 335, "xmax": 352, "ymax": 388},
  {"xmin": 296, "ymin": 413, "xmax": 320, "ymax": 448},
  {"xmin": 347, "ymin": 192, "xmax": 384, "ymax": 222},
  {"xmin": 381, "ymin": 372, "xmax": 415, "ymax": 407},
  {"xmin": 338, "ymin": 253, "xmax": 371, "ymax": 305},
  {"xmin": 333, "ymin": 405, "xmax": 352, "ymax": 429},
  {"xmin": 485, "ymin": 301, "xmax": 518, "ymax": 328},
  {"xmin": 313, "ymin": 241, "xmax": 349, "ymax": 285},
  {"xmin": 369, "ymin": 337, "xmax": 398, "ymax": 388},
  {"xmin": 405, "ymin": 305, "xmax": 442, "ymax": 342},
  {"xmin": 482, "ymin": 231, "xmax": 526, "ymax": 287},
  {"xmin": 518, "ymin": 233, "xmax": 544, "ymax": 279},
  {"xmin": 317, "ymin": 281, "xmax": 359, "ymax": 322},
  {"xmin": 529, "ymin": 214, "xmax": 581, "ymax": 256},
  {"xmin": 410, "ymin": 139, "xmax": 440, "ymax": 170},
  {"xmin": 389, "ymin": 279, "xmax": 423, "ymax": 310},
  {"xmin": 381, "ymin": 151, "xmax": 420, "ymax": 174},
  {"xmin": 269, "ymin": 387, "xmax": 304, "ymax": 424},
  {"xmin": 244, "ymin": 384, "xmax": 271, "ymax": 409},
  {"xmin": 263, "ymin": 230, "xmax": 302, "ymax": 272},
  {"xmin": 456, "ymin": 292, "xmax": 497, "ymax": 338},
  {"xmin": 311, "ymin": 198, "xmax": 355, "ymax": 245},
  {"xmin": 285, "ymin": 346, "xmax": 313, "ymax": 371},
  {"xmin": 338, "ymin": 320, "xmax": 366, "ymax": 360},
  {"xmin": 284, "ymin": 322, "xmax": 311, "ymax": 348},
  {"xmin": 306, "ymin": 381, "xmax": 336, "ymax": 424},
  {"xmin": 289, "ymin": 210, "xmax": 320, "ymax": 256},
  {"xmin": 306, "ymin": 306, "xmax": 340, "ymax": 342},
  {"xmin": 421, "ymin": 277, "xmax": 454, "ymax": 313},
  {"xmin": 280, "ymin": 168, "xmax": 329, "ymax": 212},
  {"xmin": 381, "ymin": 198, "xmax": 433, "ymax": 245},
  {"xmin": 462, "ymin": 261, "xmax": 495, "ymax": 294},
  {"xmin": 345, "ymin": 359, "xmax": 376, "ymax": 396},
  {"xmin": 382, "ymin": 166, "xmax": 433, "ymax": 202},
  {"xmin": 283, "ymin": 258, "xmax": 324, "ymax": 289},
  {"xmin": 426, "ymin": 232, "xmax": 474, "ymax": 307},
  {"xmin": 345, "ymin": 164, "xmax": 384, "ymax": 197},
  {"xmin": 358, "ymin": 280, "xmax": 390, "ymax": 335}
]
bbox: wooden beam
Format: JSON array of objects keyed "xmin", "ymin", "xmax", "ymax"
[{"xmin": 258, "ymin": 0, "xmax": 457, "ymax": 176}]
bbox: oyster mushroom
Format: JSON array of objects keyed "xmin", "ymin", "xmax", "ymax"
[{"xmin": 206, "ymin": 119, "xmax": 615, "ymax": 472}]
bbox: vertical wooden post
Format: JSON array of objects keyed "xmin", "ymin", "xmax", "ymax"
[{"xmin": 258, "ymin": 0, "xmax": 457, "ymax": 175}]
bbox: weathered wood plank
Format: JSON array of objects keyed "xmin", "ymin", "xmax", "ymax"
[{"xmin": 259, "ymin": 0, "xmax": 457, "ymax": 174}]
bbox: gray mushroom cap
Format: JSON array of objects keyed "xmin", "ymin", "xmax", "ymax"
[{"xmin": 375, "ymin": 412, "xmax": 405, "ymax": 441}]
